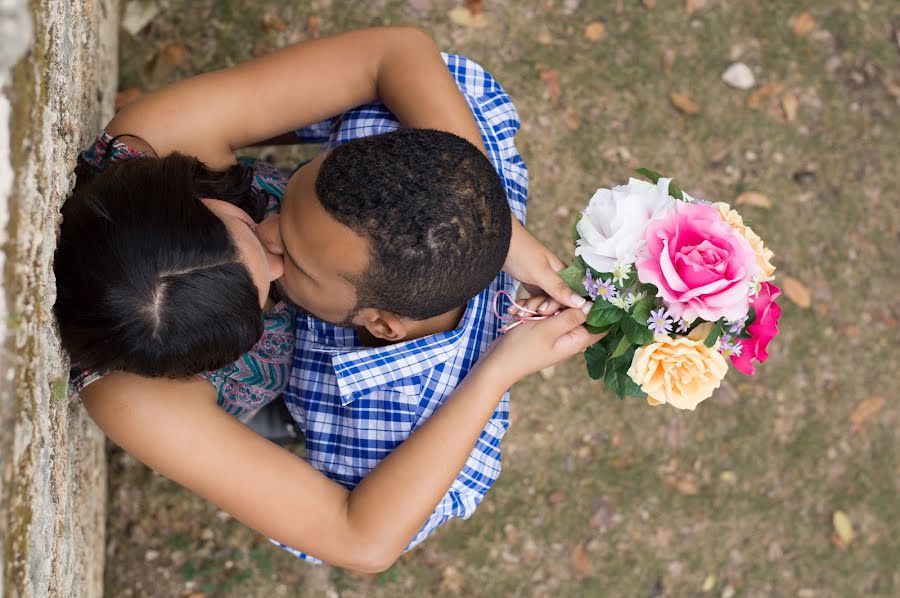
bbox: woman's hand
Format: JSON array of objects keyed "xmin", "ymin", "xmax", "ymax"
[
  {"xmin": 483, "ymin": 302, "xmax": 606, "ymax": 389},
  {"xmin": 504, "ymin": 218, "xmax": 585, "ymax": 313}
]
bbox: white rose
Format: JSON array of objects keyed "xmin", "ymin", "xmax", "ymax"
[{"xmin": 575, "ymin": 177, "xmax": 677, "ymax": 273}]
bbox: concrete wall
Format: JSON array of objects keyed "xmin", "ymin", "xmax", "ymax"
[{"xmin": 1, "ymin": 0, "xmax": 119, "ymax": 596}]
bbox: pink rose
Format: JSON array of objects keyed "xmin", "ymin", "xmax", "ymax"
[
  {"xmin": 637, "ymin": 202, "xmax": 758, "ymax": 322},
  {"xmin": 731, "ymin": 282, "xmax": 781, "ymax": 375}
]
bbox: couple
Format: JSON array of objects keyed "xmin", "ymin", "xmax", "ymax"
[{"xmin": 55, "ymin": 27, "xmax": 601, "ymax": 571}]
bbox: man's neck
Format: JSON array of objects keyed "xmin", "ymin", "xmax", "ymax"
[{"xmin": 355, "ymin": 305, "xmax": 467, "ymax": 348}]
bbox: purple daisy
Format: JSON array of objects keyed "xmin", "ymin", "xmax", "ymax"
[{"xmin": 647, "ymin": 308, "xmax": 673, "ymax": 334}]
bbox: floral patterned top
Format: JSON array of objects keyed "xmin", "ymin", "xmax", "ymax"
[{"xmin": 68, "ymin": 132, "xmax": 295, "ymax": 419}]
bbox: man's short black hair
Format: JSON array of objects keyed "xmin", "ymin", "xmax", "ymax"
[{"xmin": 315, "ymin": 128, "xmax": 512, "ymax": 320}]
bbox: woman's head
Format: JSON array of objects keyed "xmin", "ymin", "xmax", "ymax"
[{"xmin": 54, "ymin": 152, "xmax": 280, "ymax": 379}]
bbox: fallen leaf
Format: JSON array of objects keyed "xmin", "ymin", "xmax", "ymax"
[
  {"xmin": 145, "ymin": 43, "xmax": 187, "ymax": 79},
  {"xmin": 832, "ymin": 511, "xmax": 855, "ymax": 546},
  {"xmin": 643, "ymin": 0, "xmax": 656, "ymax": 8},
  {"xmin": 849, "ymin": 396, "xmax": 884, "ymax": 427},
  {"xmin": 261, "ymin": 9, "xmax": 287, "ymax": 33},
  {"xmin": 781, "ymin": 94, "xmax": 799, "ymax": 122},
  {"xmin": 540, "ymin": 68, "xmax": 561, "ymax": 106},
  {"xmin": 747, "ymin": 81, "xmax": 784, "ymax": 108},
  {"xmin": 549, "ymin": 490, "xmax": 567, "ymax": 506},
  {"xmin": 670, "ymin": 91, "xmax": 700, "ymax": 115},
  {"xmin": 780, "ymin": 275, "xmax": 812, "ymax": 308},
  {"xmin": 663, "ymin": 473, "xmax": 700, "ymax": 495},
  {"xmin": 685, "ymin": 0, "xmax": 708, "ymax": 16},
  {"xmin": 571, "ymin": 543, "xmax": 590, "ymax": 576},
  {"xmin": 187, "ymin": 594, "xmax": 207, "ymax": 598},
  {"xmin": 307, "ymin": 15, "xmax": 320, "ymax": 37},
  {"xmin": 160, "ymin": 42, "xmax": 187, "ymax": 66},
  {"xmin": 464, "ymin": 0, "xmax": 483, "ymax": 14},
  {"xmin": 565, "ymin": 112, "xmax": 581, "ymax": 130},
  {"xmin": 660, "ymin": 48, "xmax": 676, "ymax": 74},
  {"xmin": 791, "ymin": 11, "xmax": 816, "ymax": 37},
  {"xmin": 448, "ymin": 5, "xmax": 489, "ymax": 27},
  {"xmin": 701, "ymin": 574, "xmax": 716, "ymax": 592},
  {"xmin": 439, "ymin": 566, "xmax": 464, "ymax": 593},
  {"xmin": 537, "ymin": 28, "xmax": 554, "ymax": 45},
  {"xmin": 114, "ymin": 88, "xmax": 143, "ymax": 111},
  {"xmin": 735, "ymin": 191, "xmax": 772, "ymax": 208},
  {"xmin": 584, "ymin": 21, "xmax": 606, "ymax": 41}
]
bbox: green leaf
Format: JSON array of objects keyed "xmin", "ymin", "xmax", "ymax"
[
  {"xmin": 587, "ymin": 302, "xmax": 625, "ymax": 329},
  {"xmin": 630, "ymin": 295, "xmax": 655, "ymax": 326},
  {"xmin": 584, "ymin": 343, "xmax": 610, "ymax": 380},
  {"xmin": 636, "ymin": 167, "xmax": 663, "ymax": 184},
  {"xmin": 622, "ymin": 316, "xmax": 654, "ymax": 345},
  {"xmin": 572, "ymin": 213, "xmax": 582, "ymax": 244},
  {"xmin": 635, "ymin": 167, "xmax": 684, "ymax": 200},
  {"xmin": 610, "ymin": 336, "xmax": 631, "ymax": 358},
  {"xmin": 703, "ymin": 321, "xmax": 723, "ymax": 348},
  {"xmin": 622, "ymin": 374, "xmax": 647, "ymax": 399},
  {"xmin": 558, "ymin": 257, "xmax": 588, "ymax": 296}
]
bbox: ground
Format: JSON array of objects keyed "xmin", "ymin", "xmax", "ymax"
[{"xmin": 105, "ymin": 1, "xmax": 898, "ymax": 596}]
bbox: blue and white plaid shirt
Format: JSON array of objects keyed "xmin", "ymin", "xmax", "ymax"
[{"xmin": 279, "ymin": 54, "xmax": 528, "ymax": 563}]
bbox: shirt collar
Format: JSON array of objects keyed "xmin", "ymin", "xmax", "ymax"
[{"xmin": 326, "ymin": 289, "xmax": 489, "ymax": 405}]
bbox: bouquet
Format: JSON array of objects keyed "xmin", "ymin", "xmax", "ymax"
[{"xmin": 558, "ymin": 169, "xmax": 781, "ymax": 410}]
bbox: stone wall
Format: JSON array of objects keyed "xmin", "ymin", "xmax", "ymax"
[{"xmin": 1, "ymin": 1, "xmax": 119, "ymax": 596}]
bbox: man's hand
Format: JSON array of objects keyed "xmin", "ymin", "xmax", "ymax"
[{"xmin": 503, "ymin": 217, "xmax": 586, "ymax": 314}]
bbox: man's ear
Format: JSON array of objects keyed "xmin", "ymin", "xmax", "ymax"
[{"xmin": 356, "ymin": 309, "xmax": 408, "ymax": 342}]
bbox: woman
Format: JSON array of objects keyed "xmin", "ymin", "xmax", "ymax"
[{"xmin": 58, "ymin": 27, "xmax": 600, "ymax": 570}]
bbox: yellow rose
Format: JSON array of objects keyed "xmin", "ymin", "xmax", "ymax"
[
  {"xmin": 626, "ymin": 324, "xmax": 729, "ymax": 410},
  {"xmin": 712, "ymin": 202, "xmax": 776, "ymax": 281}
]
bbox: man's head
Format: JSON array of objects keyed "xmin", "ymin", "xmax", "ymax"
[{"xmin": 258, "ymin": 128, "xmax": 511, "ymax": 340}]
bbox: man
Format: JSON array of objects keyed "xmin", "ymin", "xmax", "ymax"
[{"xmin": 253, "ymin": 54, "xmax": 578, "ymax": 561}]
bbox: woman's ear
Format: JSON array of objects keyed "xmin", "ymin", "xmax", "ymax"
[{"xmin": 356, "ymin": 309, "xmax": 408, "ymax": 343}]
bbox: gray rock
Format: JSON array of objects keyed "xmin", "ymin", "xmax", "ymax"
[{"xmin": 722, "ymin": 62, "xmax": 756, "ymax": 90}]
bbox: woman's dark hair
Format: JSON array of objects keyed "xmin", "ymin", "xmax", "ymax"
[{"xmin": 54, "ymin": 147, "xmax": 268, "ymax": 379}]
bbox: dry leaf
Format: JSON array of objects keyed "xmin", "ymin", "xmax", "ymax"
[
  {"xmin": 114, "ymin": 88, "xmax": 143, "ymax": 111},
  {"xmin": 791, "ymin": 11, "xmax": 816, "ymax": 37},
  {"xmin": 160, "ymin": 43, "xmax": 187, "ymax": 67},
  {"xmin": 448, "ymin": 5, "xmax": 489, "ymax": 27},
  {"xmin": 565, "ymin": 112, "xmax": 581, "ymax": 130},
  {"xmin": 643, "ymin": 0, "xmax": 657, "ymax": 8},
  {"xmin": 735, "ymin": 191, "xmax": 772, "ymax": 208},
  {"xmin": 782, "ymin": 94, "xmax": 799, "ymax": 122},
  {"xmin": 537, "ymin": 29, "xmax": 554, "ymax": 45},
  {"xmin": 670, "ymin": 91, "xmax": 700, "ymax": 115},
  {"xmin": 261, "ymin": 9, "xmax": 287, "ymax": 33},
  {"xmin": 849, "ymin": 396, "xmax": 885, "ymax": 427},
  {"xmin": 307, "ymin": 15, "xmax": 320, "ymax": 37},
  {"xmin": 832, "ymin": 511, "xmax": 855, "ymax": 546},
  {"xmin": 549, "ymin": 490, "xmax": 567, "ymax": 506},
  {"xmin": 686, "ymin": 0, "xmax": 708, "ymax": 16},
  {"xmin": 663, "ymin": 473, "xmax": 700, "ymax": 495},
  {"xmin": 464, "ymin": 0, "xmax": 483, "ymax": 14},
  {"xmin": 660, "ymin": 48, "xmax": 676, "ymax": 74},
  {"xmin": 747, "ymin": 81, "xmax": 784, "ymax": 108},
  {"xmin": 540, "ymin": 68, "xmax": 561, "ymax": 106},
  {"xmin": 571, "ymin": 543, "xmax": 590, "ymax": 576},
  {"xmin": 781, "ymin": 275, "xmax": 812, "ymax": 308},
  {"xmin": 584, "ymin": 22, "xmax": 606, "ymax": 41},
  {"xmin": 146, "ymin": 43, "xmax": 187, "ymax": 78},
  {"xmin": 701, "ymin": 575, "xmax": 716, "ymax": 592}
]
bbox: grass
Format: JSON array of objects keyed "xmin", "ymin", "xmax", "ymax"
[{"xmin": 106, "ymin": 0, "xmax": 899, "ymax": 596}]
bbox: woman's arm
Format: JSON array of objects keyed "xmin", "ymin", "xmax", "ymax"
[
  {"xmin": 106, "ymin": 27, "xmax": 484, "ymax": 168},
  {"xmin": 81, "ymin": 305, "xmax": 598, "ymax": 573}
]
